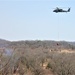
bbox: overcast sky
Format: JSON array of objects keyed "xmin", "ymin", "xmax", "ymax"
[{"xmin": 0, "ymin": 0, "xmax": 75, "ymax": 41}]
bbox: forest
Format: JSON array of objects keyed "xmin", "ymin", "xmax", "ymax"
[{"xmin": 0, "ymin": 39, "xmax": 75, "ymax": 75}]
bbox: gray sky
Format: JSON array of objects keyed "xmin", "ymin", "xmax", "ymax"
[{"xmin": 0, "ymin": 0, "xmax": 75, "ymax": 41}]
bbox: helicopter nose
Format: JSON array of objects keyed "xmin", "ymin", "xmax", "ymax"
[{"xmin": 53, "ymin": 10, "xmax": 55, "ymax": 12}]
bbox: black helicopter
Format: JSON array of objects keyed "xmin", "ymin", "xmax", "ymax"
[{"xmin": 53, "ymin": 7, "xmax": 70, "ymax": 13}]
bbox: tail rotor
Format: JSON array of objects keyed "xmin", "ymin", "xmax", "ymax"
[{"xmin": 68, "ymin": 8, "xmax": 70, "ymax": 12}]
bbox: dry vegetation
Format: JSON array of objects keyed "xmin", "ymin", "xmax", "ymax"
[{"xmin": 0, "ymin": 40, "xmax": 75, "ymax": 75}]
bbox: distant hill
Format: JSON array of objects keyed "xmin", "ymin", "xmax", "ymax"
[
  {"xmin": 0, "ymin": 39, "xmax": 75, "ymax": 50},
  {"xmin": 68, "ymin": 42, "xmax": 75, "ymax": 46},
  {"xmin": 8, "ymin": 40, "xmax": 75, "ymax": 50},
  {"xmin": 0, "ymin": 39, "xmax": 10, "ymax": 47}
]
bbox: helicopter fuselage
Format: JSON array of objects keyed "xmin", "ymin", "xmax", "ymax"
[{"xmin": 53, "ymin": 8, "xmax": 70, "ymax": 13}]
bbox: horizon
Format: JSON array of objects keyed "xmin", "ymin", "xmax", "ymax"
[{"xmin": 1, "ymin": 38, "xmax": 75, "ymax": 42}]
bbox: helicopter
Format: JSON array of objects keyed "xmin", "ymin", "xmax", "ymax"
[{"xmin": 53, "ymin": 7, "xmax": 70, "ymax": 13}]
